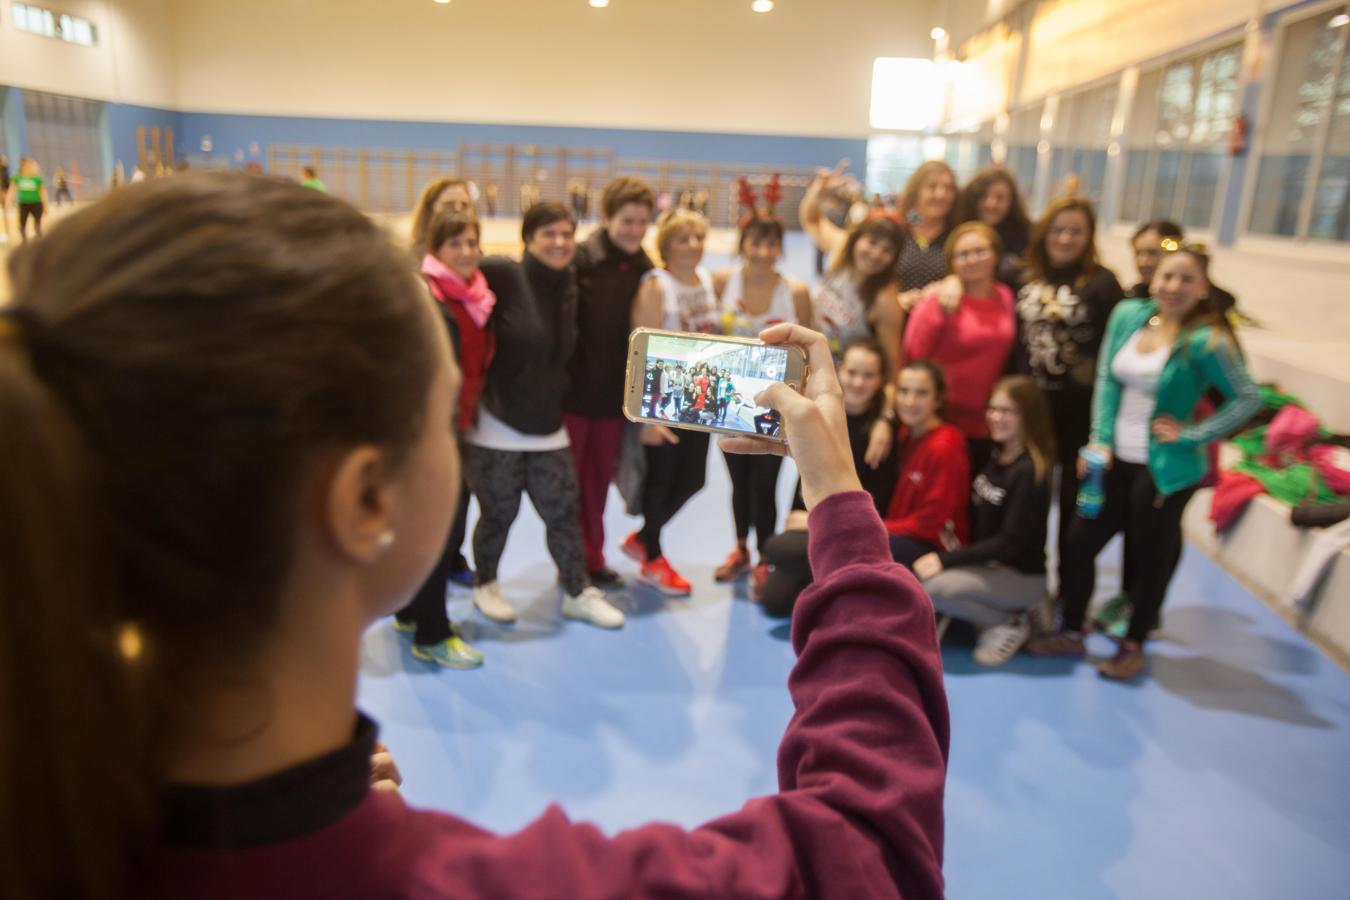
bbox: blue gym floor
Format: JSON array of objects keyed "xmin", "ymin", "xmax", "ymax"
[{"xmin": 358, "ymin": 237, "xmax": 1350, "ymax": 899}]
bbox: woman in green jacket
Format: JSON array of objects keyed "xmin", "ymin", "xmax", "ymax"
[{"xmin": 1029, "ymin": 244, "xmax": 1259, "ymax": 680}]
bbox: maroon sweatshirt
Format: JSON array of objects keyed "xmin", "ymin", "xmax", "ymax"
[{"xmin": 141, "ymin": 492, "xmax": 950, "ymax": 899}]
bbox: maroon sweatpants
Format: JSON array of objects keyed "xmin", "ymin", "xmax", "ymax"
[{"xmin": 564, "ymin": 413, "xmax": 626, "ymax": 572}]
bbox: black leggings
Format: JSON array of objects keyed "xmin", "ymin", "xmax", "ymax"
[
  {"xmin": 639, "ymin": 432, "xmax": 710, "ymax": 560},
  {"xmin": 18, "ymin": 201, "xmax": 43, "ymax": 238},
  {"xmin": 759, "ymin": 529, "xmax": 935, "ymax": 619},
  {"xmin": 724, "ymin": 450, "xmax": 783, "ymax": 556},
  {"xmin": 396, "ymin": 474, "xmax": 471, "ymax": 645},
  {"xmin": 1060, "ymin": 460, "xmax": 1196, "ymax": 643},
  {"xmin": 465, "ymin": 445, "xmax": 587, "ymax": 596}
]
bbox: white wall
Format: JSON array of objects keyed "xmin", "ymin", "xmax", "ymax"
[
  {"xmin": 0, "ymin": 0, "xmax": 178, "ymax": 107},
  {"xmin": 170, "ymin": 0, "xmax": 934, "ymax": 138}
]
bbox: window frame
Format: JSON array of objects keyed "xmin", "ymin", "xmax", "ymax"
[{"xmin": 1238, "ymin": 0, "xmax": 1350, "ymax": 245}]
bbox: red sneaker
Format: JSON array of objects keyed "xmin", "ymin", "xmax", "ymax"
[
  {"xmin": 713, "ymin": 546, "xmax": 751, "ymax": 582},
  {"xmin": 749, "ymin": 563, "xmax": 771, "ymax": 601},
  {"xmin": 620, "ymin": 531, "xmax": 646, "ymax": 563},
  {"xmin": 639, "ymin": 556, "xmax": 692, "ymax": 597}
]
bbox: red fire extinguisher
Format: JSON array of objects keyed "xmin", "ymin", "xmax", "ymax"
[{"xmin": 1229, "ymin": 114, "xmax": 1249, "ymax": 156}]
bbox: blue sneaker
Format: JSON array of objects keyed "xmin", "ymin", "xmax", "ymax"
[
  {"xmin": 448, "ymin": 567, "xmax": 475, "ymax": 589},
  {"xmin": 410, "ymin": 635, "xmax": 484, "ymax": 669},
  {"xmin": 392, "ymin": 617, "xmax": 415, "ymax": 635}
]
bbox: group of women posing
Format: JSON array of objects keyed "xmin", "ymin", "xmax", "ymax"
[{"xmin": 779, "ymin": 160, "xmax": 1260, "ymax": 679}]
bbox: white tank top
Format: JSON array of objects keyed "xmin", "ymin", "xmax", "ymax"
[
  {"xmin": 720, "ymin": 265, "xmax": 799, "ymax": 336},
  {"xmin": 1110, "ymin": 329, "xmax": 1168, "ymax": 465},
  {"xmin": 813, "ymin": 270, "xmax": 871, "ymax": 361},
  {"xmin": 647, "ymin": 267, "xmax": 720, "ymax": 334}
]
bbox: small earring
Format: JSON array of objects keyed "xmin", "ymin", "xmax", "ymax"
[{"xmin": 377, "ymin": 530, "xmax": 396, "ymax": 551}]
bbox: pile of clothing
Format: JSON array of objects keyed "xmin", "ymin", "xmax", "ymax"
[{"xmin": 1209, "ymin": 386, "xmax": 1350, "ymax": 612}]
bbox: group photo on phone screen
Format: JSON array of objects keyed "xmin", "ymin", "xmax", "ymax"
[{"xmin": 640, "ymin": 335, "xmax": 787, "ymax": 437}]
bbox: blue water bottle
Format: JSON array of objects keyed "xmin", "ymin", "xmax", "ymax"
[{"xmin": 1077, "ymin": 447, "xmax": 1107, "ymax": 520}]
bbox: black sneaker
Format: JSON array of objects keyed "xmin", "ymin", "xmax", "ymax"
[{"xmin": 588, "ymin": 566, "xmax": 625, "ymax": 590}]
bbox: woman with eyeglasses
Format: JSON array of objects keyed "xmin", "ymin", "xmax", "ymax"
[
  {"xmin": 914, "ymin": 376, "xmax": 1055, "ymax": 667},
  {"xmin": 1028, "ymin": 245, "xmax": 1260, "ymax": 679},
  {"xmin": 903, "ymin": 222, "xmax": 1016, "ymax": 476},
  {"xmin": 1012, "ymin": 197, "xmax": 1124, "ymax": 569}
]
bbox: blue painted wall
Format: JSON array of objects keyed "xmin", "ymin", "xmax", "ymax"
[
  {"xmin": 106, "ymin": 101, "xmax": 183, "ymax": 172},
  {"xmin": 5, "ymin": 82, "xmax": 867, "ymax": 183},
  {"xmin": 176, "ymin": 111, "xmax": 866, "ymax": 173}
]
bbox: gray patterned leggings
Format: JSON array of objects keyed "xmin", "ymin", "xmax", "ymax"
[{"xmin": 464, "ymin": 444, "xmax": 589, "ymax": 596}]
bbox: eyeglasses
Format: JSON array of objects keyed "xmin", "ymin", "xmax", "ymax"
[
  {"xmin": 954, "ymin": 246, "xmax": 994, "ymax": 261},
  {"xmin": 987, "ymin": 405, "xmax": 1019, "ymax": 416},
  {"xmin": 1048, "ymin": 225, "xmax": 1085, "ymax": 238}
]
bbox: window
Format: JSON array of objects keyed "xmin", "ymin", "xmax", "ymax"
[
  {"xmin": 1249, "ymin": 6, "xmax": 1350, "ymax": 240},
  {"xmin": 21, "ymin": 90, "xmax": 106, "ymax": 193},
  {"xmin": 1006, "ymin": 104, "xmax": 1043, "ymax": 206},
  {"xmin": 13, "ymin": 3, "xmax": 98, "ymax": 46},
  {"xmin": 870, "ymin": 58, "xmax": 944, "ymax": 131},
  {"xmin": 944, "ymin": 120, "xmax": 996, "ymax": 182},
  {"xmin": 1048, "ymin": 82, "xmax": 1118, "ymax": 207},
  {"xmin": 865, "ymin": 134, "xmax": 929, "ymax": 197},
  {"xmin": 1121, "ymin": 42, "xmax": 1241, "ymax": 230}
]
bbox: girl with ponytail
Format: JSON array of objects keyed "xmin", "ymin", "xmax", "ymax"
[{"xmin": 0, "ymin": 174, "xmax": 949, "ymax": 899}]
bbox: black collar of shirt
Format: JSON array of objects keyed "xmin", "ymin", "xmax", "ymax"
[
  {"xmin": 161, "ymin": 713, "xmax": 378, "ymax": 849},
  {"xmin": 589, "ymin": 228, "xmax": 652, "ymax": 271}
]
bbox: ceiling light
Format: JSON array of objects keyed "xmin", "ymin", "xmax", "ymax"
[
  {"xmin": 930, "ymin": 26, "xmax": 946, "ymax": 40},
  {"xmin": 751, "ymin": 1, "xmax": 775, "ymax": 13},
  {"xmin": 433, "ymin": 0, "xmax": 451, "ymax": 5},
  {"xmin": 590, "ymin": 0, "xmax": 610, "ymax": 8},
  {"xmin": 1330, "ymin": 13, "xmax": 1350, "ymax": 28}
]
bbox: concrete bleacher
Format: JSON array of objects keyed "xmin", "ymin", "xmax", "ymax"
[{"xmin": 1179, "ymin": 326, "xmax": 1350, "ymax": 669}]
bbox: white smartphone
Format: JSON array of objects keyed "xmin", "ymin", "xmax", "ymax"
[{"xmin": 623, "ymin": 328, "xmax": 808, "ymax": 442}]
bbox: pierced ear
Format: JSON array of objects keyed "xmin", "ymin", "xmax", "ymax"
[{"xmin": 324, "ymin": 445, "xmax": 399, "ymax": 563}]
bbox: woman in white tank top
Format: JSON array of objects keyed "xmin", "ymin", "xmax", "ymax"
[
  {"xmin": 709, "ymin": 216, "xmax": 813, "ymax": 585},
  {"xmin": 629, "ymin": 210, "xmax": 719, "ymax": 596}
]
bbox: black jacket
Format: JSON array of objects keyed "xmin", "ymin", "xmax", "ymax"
[
  {"xmin": 563, "ymin": 229, "xmax": 653, "ymax": 417},
  {"xmin": 479, "ymin": 253, "xmax": 579, "ymax": 435}
]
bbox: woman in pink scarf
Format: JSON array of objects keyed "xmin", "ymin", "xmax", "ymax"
[{"xmin": 394, "ymin": 209, "xmax": 496, "ymax": 670}]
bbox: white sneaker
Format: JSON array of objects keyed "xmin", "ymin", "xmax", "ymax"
[
  {"xmin": 472, "ymin": 581, "xmax": 517, "ymax": 624},
  {"xmin": 562, "ymin": 586, "xmax": 625, "ymax": 630},
  {"xmin": 973, "ymin": 618, "xmax": 1031, "ymax": 667}
]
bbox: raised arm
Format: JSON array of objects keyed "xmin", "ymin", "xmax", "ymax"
[
  {"xmin": 798, "ymin": 164, "xmax": 852, "ymax": 261},
  {"xmin": 428, "ymin": 326, "xmax": 950, "ymax": 899}
]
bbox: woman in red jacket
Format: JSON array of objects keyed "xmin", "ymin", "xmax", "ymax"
[
  {"xmin": 1, "ymin": 176, "xmax": 947, "ymax": 900},
  {"xmin": 902, "ymin": 222, "xmax": 1016, "ymax": 477},
  {"xmin": 883, "ymin": 360, "xmax": 971, "ymax": 565}
]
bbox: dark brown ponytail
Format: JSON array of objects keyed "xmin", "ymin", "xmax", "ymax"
[
  {"xmin": 0, "ymin": 173, "xmax": 440, "ymax": 898},
  {"xmin": 1, "ymin": 321, "xmax": 151, "ymax": 899}
]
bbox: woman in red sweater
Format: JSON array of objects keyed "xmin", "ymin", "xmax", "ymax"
[
  {"xmin": 903, "ymin": 222, "xmax": 1016, "ymax": 476},
  {"xmin": 884, "ymin": 360, "xmax": 971, "ymax": 566},
  {"xmin": 1, "ymin": 176, "xmax": 948, "ymax": 899}
]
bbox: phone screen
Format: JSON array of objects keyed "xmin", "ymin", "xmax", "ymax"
[{"xmin": 637, "ymin": 333, "xmax": 789, "ymax": 438}]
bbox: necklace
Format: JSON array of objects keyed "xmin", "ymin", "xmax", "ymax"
[{"xmin": 1148, "ymin": 315, "xmax": 1161, "ymax": 328}]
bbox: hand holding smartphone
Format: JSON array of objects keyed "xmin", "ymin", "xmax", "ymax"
[{"xmin": 624, "ymin": 328, "xmax": 807, "ymax": 442}]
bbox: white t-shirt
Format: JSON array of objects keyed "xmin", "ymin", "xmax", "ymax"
[
  {"xmin": 720, "ymin": 265, "xmax": 799, "ymax": 336},
  {"xmin": 467, "ymin": 406, "xmax": 571, "ymax": 452},
  {"xmin": 646, "ymin": 267, "xmax": 721, "ymax": 334},
  {"xmin": 1111, "ymin": 329, "xmax": 1169, "ymax": 465}
]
